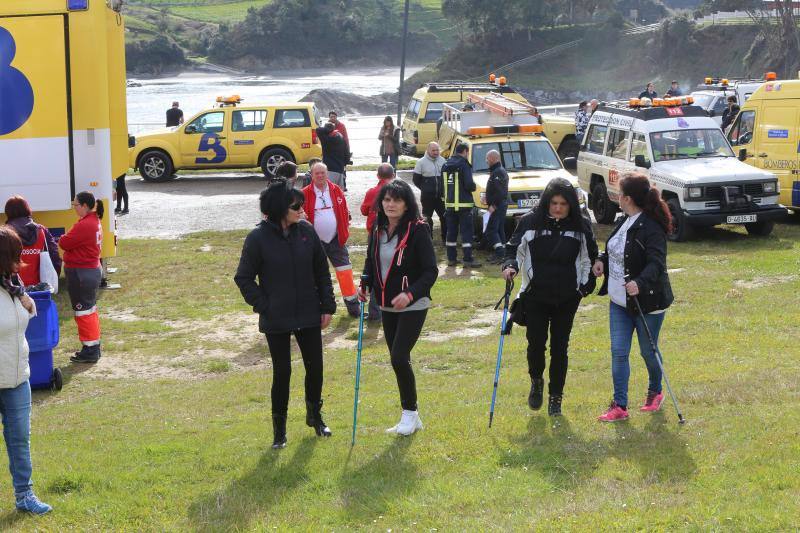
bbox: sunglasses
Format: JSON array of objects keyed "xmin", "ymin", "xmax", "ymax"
[{"xmin": 289, "ymin": 203, "xmax": 304, "ymax": 211}]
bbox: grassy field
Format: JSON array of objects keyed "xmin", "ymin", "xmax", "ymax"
[{"xmin": 2, "ymin": 218, "xmax": 799, "ymax": 530}]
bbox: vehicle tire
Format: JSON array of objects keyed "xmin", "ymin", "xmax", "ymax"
[
  {"xmin": 667, "ymin": 198, "xmax": 694, "ymax": 242},
  {"xmin": 592, "ymin": 182, "xmax": 617, "ymax": 225},
  {"xmin": 138, "ymin": 150, "xmax": 174, "ymax": 182},
  {"xmin": 260, "ymin": 148, "xmax": 294, "ymax": 179},
  {"xmin": 51, "ymin": 368, "xmax": 63, "ymax": 392},
  {"xmin": 744, "ymin": 220, "xmax": 774, "ymax": 237},
  {"xmin": 557, "ymin": 138, "xmax": 580, "ymax": 161}
]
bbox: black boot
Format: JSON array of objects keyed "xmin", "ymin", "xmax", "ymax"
[
  {"xmin": 70, "ymin": 344, "xmax": 100, "ymax": 363},
  {"xmin": 272, "ymin": 415, "xmax": 287, "ymax": 449},
  {"xmin": 305, "ymin": 400, "xmax": 332, "ymax": 437},
  {"xmin": 548, "ymin": 395, "xmax": 563, "ymax": 417},
  {"xmin": 528, "ymin": 377, "xmax": 544, "ymax": 410}
]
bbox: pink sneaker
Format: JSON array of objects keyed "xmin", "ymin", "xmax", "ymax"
[
  {"xmin": 640, "ymin": 391, "xmax": 664, "ymax": 412},
  {"xmin": 598, "ymin": 402, "xmax": 629, "ymax": 422}
]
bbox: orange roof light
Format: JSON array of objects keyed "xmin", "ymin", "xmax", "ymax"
[
  {"xmin": 765, "ymin": 71, "xmax": 777, "ymax": 81},
  {"xmin": 498, "ymin": 76, "xmax": 507, "ymax": 86},
  {"xmin": 519, "ymin": 124, "xmax": 544, "ymax": 133},
  {"xmin": 704, "ymin": 77, "xmax": 713, "ymax": 84},
  {"xmin": 720, "ymin": 78, "xmax": 729, "ymax": 86},
  {"xmin": 467, "ymin": 126, "xmax": 494, "ymax": 136},
  {"xmin": 489, "ymin": 73, "xmax": 496, "ymax": 83},
  {"xmin": 686, "ymin": 96, "xmax": 694, "ymax": 104},
  {"xmin": 653, "ymin": 98, "xmax": 664, "ymax": 107},
  {"xmin": 629, "ymin": 98, "xmax": 641, "ymax": 107}
]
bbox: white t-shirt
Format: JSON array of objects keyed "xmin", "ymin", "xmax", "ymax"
[
  {"xmin": 607, "ymin": 213, "xmax": 641, "ymax": 307},
  {"xmin": 313, "ymin": 184, "xmax": 338, "ymax": 244}
]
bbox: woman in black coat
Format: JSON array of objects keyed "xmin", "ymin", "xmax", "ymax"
[
  {"xmin": 235, "ymin": 180, "xmax": 337, "ymax": 448},
  {"xmin": 592, "ymin": 172, "xmax": 674, "ymax": 422},
  {"xmin": 359, "ymin": 180, "xmax": 438, "ymax": 436},
  {"xmin": 502, "ymin": 178, "xmax": 597, "ymax": 416}
]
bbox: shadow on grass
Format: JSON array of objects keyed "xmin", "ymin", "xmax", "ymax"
[
  {"xmin": 187, "ymin": 436, "xmax": 317, "ymax": 532},
  {"xmin": 503, "ymin": 411, "xmax": 696, "ymax": 491},
  {"xmin": 338, "ymin": 436, "xmax": 418, "ymax": 526},
  {"xmin": 0, "ymin": 509, "xmax": 26, "ymax": 529}
]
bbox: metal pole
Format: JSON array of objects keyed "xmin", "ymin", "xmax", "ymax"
[{"xmin": 397, "ymin": 0, "xmax": 410, "ymax": 125}]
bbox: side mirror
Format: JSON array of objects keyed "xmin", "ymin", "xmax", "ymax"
[
  {"xmin": 563, "ymin": 157, "xmax": 577, "ymax": 171},
  {"xmin": 738, "ymin": 148, "xmax": 748, "ymax": 161},
  {"xmin": 634, "ymin": 154, "xmax": 651, "ymax": 169},
  {"xmin": 708, "ymin": 110, "xmax": 716, "ymax": 117},
  {"xmin": 185, "ymin": 125, "xmax": 197, "ymax": 134}
]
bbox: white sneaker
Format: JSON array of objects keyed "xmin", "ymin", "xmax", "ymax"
[{"xmin": 387, "ymin": 410, "xmax": 422, "ymax": 436}]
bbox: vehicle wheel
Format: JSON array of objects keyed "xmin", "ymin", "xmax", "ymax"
[
  {"xmin": 667, "ymin": 198, "xmax": 694, "ymax": 242},
  {"xmin": 260, "ymin": 148, "xmax": 294, "ymax": 179},
  {"xmin": 558, "ymin": 138, "xmax": 580, "ymax": 161},
  {"xmin": 592, "ymin": 182, "xmax": 617, "ymax": 224},
  {"xmin": 744, "ymin": 220, "xmax": 774, "ymax": 236},
  {"xmin": 51, "ymin": 368, "xmax": 63, "ymax": 392},
  {"xmin": 138, "ymin": 151, "xmax": 174, "ymax": 182}
]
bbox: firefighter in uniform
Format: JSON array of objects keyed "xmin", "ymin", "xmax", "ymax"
[{"xmin": 441, "ymin": 143, "xmax": 481, "ymax": 268}]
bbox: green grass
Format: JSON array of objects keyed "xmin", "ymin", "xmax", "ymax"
[
  {"xmin": 169, "ymin": 0, "xmax": 273, "ymax": 24},
  {"xmin": 3, "ymin": 219, "xmax": 800, "ymax": 529}
]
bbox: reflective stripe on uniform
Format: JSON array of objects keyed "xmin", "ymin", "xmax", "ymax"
[
  {"xmin": 74, "ymin": 306, "xmax": 97, "ymax": 317},
  {"xmin": 443, "ymin": 170, "xmax": 474, "ymax": 209}
]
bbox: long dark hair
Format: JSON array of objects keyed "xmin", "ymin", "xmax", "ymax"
[
  {"xmin": 530, "ymin": 177, "xmax": 583, "ymax": 232},
  {"xmin": 374, "ymin": 180, "xmax": 421, "ymax": 237},
  {"xmin": 620, "ymin": 172, "xmax": 672, "ymax": 233},
  {"xmin": 75, "ymin": 191, "xmax": 104, "ymax": 220},
  {"xmin": 0, "ymin": 226, "xmax": 22, "ymax": 277},
  {"xmin": 382, "ymin": 115, "xmax": 395, "ymax": 130},
  {"xmin": 259, "ymin": 179, "xmax": 303, "ymax": 224}
]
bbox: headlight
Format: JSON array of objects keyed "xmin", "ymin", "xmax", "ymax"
[
  {"xmin": 479, "ymin": 192, "xmax": 487, "ymax": 205},
  {"xmin": 763, "ymin": 181, "xmax": 777, "ymax": 194},
  {"xmin": 687, "ymin": 187, "xmax": 702, "ymax": 199}
]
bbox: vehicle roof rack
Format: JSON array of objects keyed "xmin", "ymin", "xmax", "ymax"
[
  {"xmin": 423, "ymin": 81, "xmax": 517, "ymax": 94},
  {"xmin": 467, "ymin": 92, "xmax": 537, "ymax": 117},
  {"xmin": 441, "ymin": 92, "xmax": 544, "ymax": 134}
]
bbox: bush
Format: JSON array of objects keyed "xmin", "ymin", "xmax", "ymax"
[{"xmin": 126, "ymin": 36, "xmax": 187, "ymax": 75}]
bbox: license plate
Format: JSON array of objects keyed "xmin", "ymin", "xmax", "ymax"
[
  {"xmin": 518, "ymin": 198, "xmax": 539, "ymax": 208},
  {"xmin": 727, "ymin": 214, "xmax": 757, "ymax": 224}
]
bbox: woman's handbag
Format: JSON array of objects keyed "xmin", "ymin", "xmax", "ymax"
[{"xmin": 39, "ymin": 234, "xmax": 59, "ymax": 294}]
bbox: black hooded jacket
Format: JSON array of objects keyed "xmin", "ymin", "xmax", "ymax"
[{"xmin": 235, "ymin": 219, "xmax": 336, "ymax": 334}]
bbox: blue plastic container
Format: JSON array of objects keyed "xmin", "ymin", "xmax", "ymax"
[
  {"xmin": 24, "ymin": 291, "xmax": 61, "ymax": 391},
  {"xmin": 29, "ymin": 349, "xmax": 55, "ymax": 389}
]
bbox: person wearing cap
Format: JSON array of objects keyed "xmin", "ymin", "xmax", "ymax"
[
  {"xmin": 665, "ymin": 81, "xmax": 682, "ymax": 97},
  {"xmin": 166, "ymin": 101, "xmax": 184, "ymax": 127}
]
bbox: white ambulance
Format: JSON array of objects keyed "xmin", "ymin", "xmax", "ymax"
[{"xmin": 577, "ymin": 98, "xmax": 786, "ymax": 241}]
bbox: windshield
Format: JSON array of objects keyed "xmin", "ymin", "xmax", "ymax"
[
  {"xmin": 649, "ymin": 129, "xmax": 734, "ymax": 162},
  {"xmin": 472, "ymin": 141, "xmax": 562, "ymax": 172},
  {"xmin": 690, "ymin": 94, "xmax": 715, "ymax": 109}
]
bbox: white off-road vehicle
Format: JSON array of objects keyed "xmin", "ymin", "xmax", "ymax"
[
  {"xmin": 577, "ymin": 100, "xmax": 786, "ymax": 241},
  {"xmin": 689, "ymin": 77, "xmax": 764, "ymax": 126}
]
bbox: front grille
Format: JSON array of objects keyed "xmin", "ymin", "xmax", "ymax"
[
  {"xmin": 509, "ymin": 191, "xmax": 541, "ymax": 202},
  {"xmin": 744, "ymin": 183, "xmax": 764, "ymax": 195},
  {"xmin": 704, "ymin": 183, "xmax": 765, "ymax": 200}
]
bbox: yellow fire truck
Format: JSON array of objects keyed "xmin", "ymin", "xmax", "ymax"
[{"xmin": 0, "ymin": 0, "xmax": 128, "ymax": 257}]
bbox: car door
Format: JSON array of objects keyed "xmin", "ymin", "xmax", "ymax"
[
  {"xmin": 756, "ymin": 101, "xmax": 798, "ymax": 207},
  {"xmin": 578, "ymin": 123, "xmax": 608, "ymax": 187},
  {"xmin": 228, "ymin": 109, "xmax": 267, "ymax": 165},
  {"xmin": 728, "ymin": 106, "xmax": 759, "ymax": 166},
  {"xmin": 180, "ymin": 110, "xmax": 229, "ymax": 168}
]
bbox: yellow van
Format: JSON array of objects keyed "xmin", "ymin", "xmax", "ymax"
[
  {"xmin": 129, "ymin": 99, "xmax": 323, "ymax": 181},
  {"xmin": 728, "ymin": 79, "xmax": 800, "ymax": 211}
]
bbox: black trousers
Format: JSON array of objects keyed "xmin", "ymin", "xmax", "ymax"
[
  {"xmin": 420, "ymin": 193, "xmax": 446, "ymax": 241},
  {"xmin": 265, "ymin": 326, "xmax": 323, "ymax": 417},
  {"xmin": 524, "ymin": 295, "xmax": 581, "ymax": 396},
  {"xmin": 115, "ymin": 176, "xmax": 128, "ymax": 211},
  {"xmin": 382, "ymin": 309, "xmax": 427, "ymax": 411}
]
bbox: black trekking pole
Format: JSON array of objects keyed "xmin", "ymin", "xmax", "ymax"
[
  {"xmin": 624, "ymin": 275, "xmax": 686, "ymax": 424},
  {"xmin": 489, "ymin": 278, "xmax": 513, "ymax": 428}
]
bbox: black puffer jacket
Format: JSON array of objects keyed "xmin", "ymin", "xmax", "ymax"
[
  {"xmin": 362, "ymin": 219, "xmax": 438, "ymax": 308},
  {"xmin": 598, "ymin": 213, "xmax": 673, "ymax": 315},
  {"xmin": 317, "ymin": 126, "xmax": 348, "ymax": 174},
  {"xmin": 485, "ymin": 162, "xmax": 509, "ymax": 208},
  {"xmin": 235, "ymin": 219, "xmax": 336, "ymax": 334}
]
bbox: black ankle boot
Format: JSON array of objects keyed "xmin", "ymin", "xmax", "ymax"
[
  {"xmin": 272, "ymin": 415, "xmax": 287, "ymax": 449},
  {"xmin": 528, "ymin": 378, "xmax": 544, "ymax": 410},
  {"xmin": 305, "ymin": 400, "xmax": 332, "ymax": 437},
  {"xmin": 548, "ymin": 395, "xmax": 563, "ymax": 417}
]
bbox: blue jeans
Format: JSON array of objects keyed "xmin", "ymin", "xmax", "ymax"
[
  {"xmin": 381, "ymin": 153, "xmax": 398, "ymax": 169},
  {"xmin": 484, "ymin": 205, "xmax": 507, "ymax": 254},
  {"xmin": 445, "ymin": 209, "xmax": 475, "ymax": 262},
  {"xmin": 0, "ymin": 381, "xmax": 33, "ymax": 496},
  {"xmin": 609, "ymin": 302, "xmax": 665, "ymax": 408}
]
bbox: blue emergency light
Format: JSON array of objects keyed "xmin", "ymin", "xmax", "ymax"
[{"xmin": 68, "ymin": 0, "xmax": 89, "ymax": 10}]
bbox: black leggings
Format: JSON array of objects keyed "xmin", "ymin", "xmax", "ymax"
[
  {"xmin": 525, "ymin": 296, "xmax": 581, "ymax": 396},
  {"xmin": 265, "ymin": 327, "xmax": 323, "ymax": 417},
  {"xmin": 115, "ymin": 176, "xmax": 128, "ymax": 210},
  {"xmin": 382, "ymin": 309, "xmax": 427, "ymax": 411}
]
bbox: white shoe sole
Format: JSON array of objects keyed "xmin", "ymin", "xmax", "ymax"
[{"xmin": 396, "ymin": 419, "xmax": 423, "ymax": 436}]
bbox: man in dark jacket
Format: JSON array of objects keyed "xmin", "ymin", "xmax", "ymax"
[
  {"xmin": 665, "ymin": 81, "xmax": 683, "ymax": 97},
  {"xmin": 441, "ymin": 143, "xmax": 480, "ymax": 268},
  {"xmin": 721, "ymin": 96, "xmax": 739, "ymax": 131},
  {"xmin": 316, "ymin": 122, "xmax": 348, "ymax": 189},
  {"xmin": 484, "ymin": 149, "xmax": 509, "ymax": 263}
]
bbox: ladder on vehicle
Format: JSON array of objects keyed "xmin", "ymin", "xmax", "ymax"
[{"xmin": 467, "ymin": 92, "xmax": 537, "ymax": 117}]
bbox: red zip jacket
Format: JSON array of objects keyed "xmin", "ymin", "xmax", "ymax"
[
  {"xmin": 59, "ymin": 212, "xmax": 102, "ymax": 269},
  {"xmin": 303, "ymin": 180, "xmax": 350, "ymax": 247},
  {"xmin": 360, "ymin": 177, "xmax": 392, "ymax": 234}
]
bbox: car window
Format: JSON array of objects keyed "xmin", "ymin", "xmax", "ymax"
[
  {"xmin": 629, "ymin": 133, "xmax": 650, "ymax": 164},
  {"xmin": 273, "ymin": 109, "xmax": 310, "ymax": 128},
  {"xmin": 711, "ymin": 97, "xmax": 728, "ymax": 115},
  {"xmin": 232, "ymin": 110, "xmax": 267, "ymax": 132},
  {"xmin": 471, "ymin": 141, "xmax": 561, "ymax": 172},
  {"xmin": 606, "ymin": 128, "xmax": 629, "ymax": 159},
  {"xmin": 406, "ymin": 99, "xmax": 422, "ymax": 120},
  {"xmin": 186, "ymin": 111, "xmax": 224, "ymax": 134},
  {"xmin": 651, "ymin": 129, "xmax": 735, "ymax": 161},
  {"xmin": 585, "ymin": 125, "xmax": 607, "ymax": 154},
  {"xmin": 729, "ymin": 110, "xmax": 755, "ymax": 146}
]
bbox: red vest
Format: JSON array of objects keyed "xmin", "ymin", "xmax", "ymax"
[
  {"xmin": 303, "ymin": 181, "xmax": 350, "ymax": 246},
  {"xmin": 19, "ymin": 227, "xmax": 45, "ymax": 286}
]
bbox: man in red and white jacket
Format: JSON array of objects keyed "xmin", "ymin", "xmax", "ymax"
[{"xmin": 303, "ymin": 163, "xmax": 360, "ymax": 317}]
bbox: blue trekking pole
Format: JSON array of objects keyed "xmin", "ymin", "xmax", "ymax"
[
  {"xmin": 351, "ymin": 276, "xmax": 368, "ymax": 445},
  {"xmin": 489, "ymin": 278, "xmax": 513, "ymax": 428}
]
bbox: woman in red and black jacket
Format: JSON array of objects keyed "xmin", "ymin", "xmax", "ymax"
[
  {"xmin": 59, "ymin": 192, "xmax": 104, "ymax": 364},
  {"xmin": 4, "ymin": 196, "xmax": 62, "ymax": 287},
  {"xmin": 359, "ymin": 180, "xmax": 438, "ymax": 436}
]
